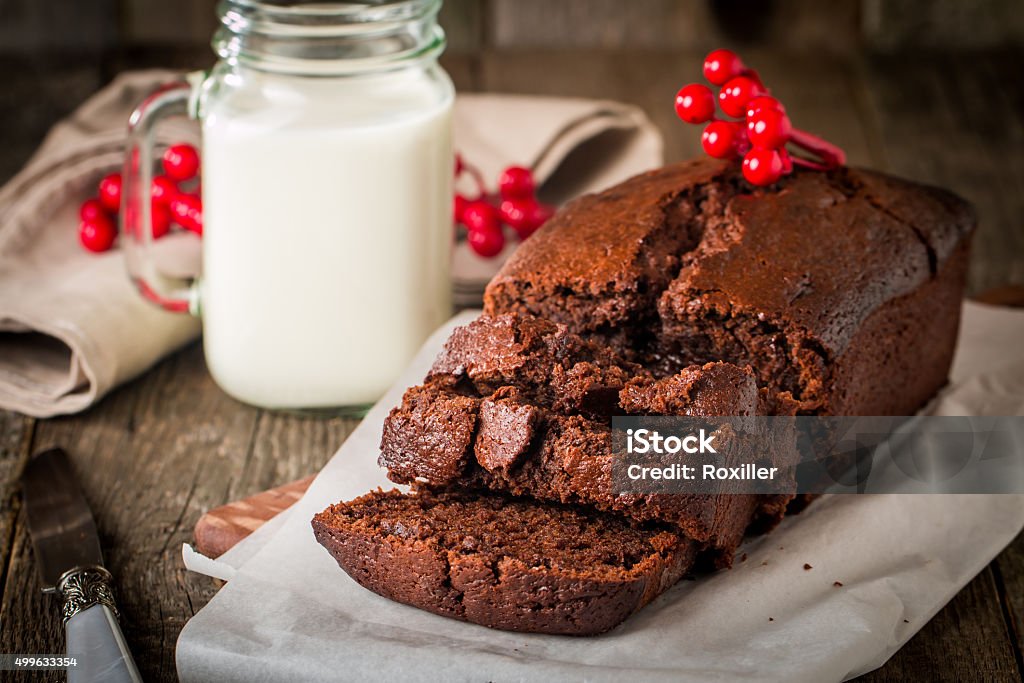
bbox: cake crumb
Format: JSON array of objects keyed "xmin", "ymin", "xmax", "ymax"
[
  {"xmin": 833, "ymin": 581, "xmax": 843, "ymax": 587},
  {"xmin": 740, "ymin": 553, "xmax": 748, "ymax": 563},
  {"xmin": 761, "ymin": 560, "xmax": 769, "ymax": 566},
  {"xmin": 768, "ymin": 617, "xmax": 774, "ymax": 622},
  {"xmin": 803, "ymin": 563, "xmax": 813, "ymax": 571},
  {"xmin": 903, "ymin": 619, "xmax": 909, "ymax": 623}
]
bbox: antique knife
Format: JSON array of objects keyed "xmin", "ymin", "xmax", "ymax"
[{"xmin": 21, "ymin": 448, "xmax": 142, "ymax": 683}]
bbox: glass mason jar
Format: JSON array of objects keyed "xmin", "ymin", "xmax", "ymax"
[{"xmin": 123, "ymin": 0, "xmax": 454, "ymax": 415}]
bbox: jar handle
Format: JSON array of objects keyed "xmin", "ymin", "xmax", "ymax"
[{"xmin": 123, "ymin": 78, "xmax": 201, "ymax": 315}]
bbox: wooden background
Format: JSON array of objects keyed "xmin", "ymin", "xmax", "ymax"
[{"xmin": 1, "ymin": 0, "xmax": 1023, "ymax": 680}]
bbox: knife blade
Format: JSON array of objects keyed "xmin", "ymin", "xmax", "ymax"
[
  {"xmin": 21, "ymin": 448, "xmax": 142, "ymax": 683},
  {"xmin": 22, "ymin": 448, "xmax": 104, "ymax": 589}
]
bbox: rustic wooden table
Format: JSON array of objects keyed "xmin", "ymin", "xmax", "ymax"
[{"xmin": 1, "ymin": 49, "xmax": 1022, "ymax": 681}]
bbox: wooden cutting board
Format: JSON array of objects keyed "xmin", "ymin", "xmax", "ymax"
[
  {"xmin": 193, "ymin": 287, "xmax": 1024, "ymax": 559},
  {"xmin": 193, "ymin": 475, "xmax": 315, "ymax": 558}
]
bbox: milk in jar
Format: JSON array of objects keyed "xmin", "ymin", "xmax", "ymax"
[{"xmin": 200, "ymin": 68, "xmax": 453, "ymax": 409}]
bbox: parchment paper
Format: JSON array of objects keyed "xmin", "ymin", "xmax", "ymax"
[{"xmin": 177, "ymin": 302, "xmax": 1024, "ymax": 682}]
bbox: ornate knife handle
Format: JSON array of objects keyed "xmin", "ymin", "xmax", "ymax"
[
  {"xmin": 56, "ymin": 566, "xmax": 142, "ymax": 683},
  {"xmin": 57, "ymin": 566, "xmax": 120, "ymax": 623}
]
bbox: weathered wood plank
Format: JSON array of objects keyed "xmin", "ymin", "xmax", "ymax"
[
  {"xmin": 0, "ymin": 0, "xmax": 117, "ymax": 53},
  {"xmin": 0, "ymin": 411, "xmax": 33, "ymax": 601},
  {"xmin": 858, "ymin": 53, "xmax": 1024, "ymax": 294},
  {"xmin": 225, "ymin": 410, "xmax": 358, "ymax": 505},
  {"xmin": 0, "ymin": 56, "xmax": 103, "ymax": 185},
  {"xmin": 486, "ymin": 0, "xmax": 861, "ymax": 54},
  {"xmin": 121, "ymin": 0, "xmax": 218, "ymax": 47},
  {"xmin": 857, "ymin": 563, "xmax": 1023, "ymax": 681},
  {"xmin": 439, "ymin": 0, "xmax": 484, "ymax": 55},
  {"xmin": 994, "ymin": 534, "xmax": 1024, "ymax": 674},
  {"xmin": 0, "ymin": 523, "xmax": 64, "ymax": 682},
  {"xmin": 0, "ymin": 341, "xmax": 361, "ymax": 682},
  {"xmin": 862, "ymin": 0, "xmax": 1024, "ymax": 52},
  {"xmin": 441, "ymin": 53, "xmax": 480, "ymax": 93},
  {"xmin": 0, "ymin": 343, "xmax": 261, "ymax": 682}
]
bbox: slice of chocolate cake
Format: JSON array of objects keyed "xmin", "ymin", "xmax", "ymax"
[
  {"xmin": 428, "ymin": 312, "xmax": 646, "ymax": 418},
  {"xmin": 379, "ymin": 313, "xmax": 791, "ymax": 560},
  {"xmin": 312, "ymin": 489, "xmax": 698, "ymax": 636}
]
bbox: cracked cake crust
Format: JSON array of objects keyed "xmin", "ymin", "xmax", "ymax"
[{"xmin": 486, "ymin": 159, "xmax": 974, "ymax": 415}]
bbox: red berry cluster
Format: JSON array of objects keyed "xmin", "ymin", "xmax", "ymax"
[
  {"xmin": 454, "ymin": 156, "xmax": 555, "ymax": 258},
  {"xmin": 674, "ymin": 49, "xmax": 846, "ymax": 186},
  {"xmin": 78, "ymin": 144, "xmax": 203, "ymax": 253}
]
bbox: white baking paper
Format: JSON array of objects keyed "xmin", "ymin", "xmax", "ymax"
[{"xmin": 177, "ymin": 302, "xmax": 1024, "ymax": 682}]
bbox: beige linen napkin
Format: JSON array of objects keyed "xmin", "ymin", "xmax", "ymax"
[{"xmin": 0, "ymin": 71, "xmax": 663, "ymax": 418}]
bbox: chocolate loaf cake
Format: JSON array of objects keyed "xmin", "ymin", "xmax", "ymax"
[
  {"xmin": 315, "ymin": 160, "xmax": 974, "ymax": 636},
  {"xmin": 312, "ymin": 489, "xmax": 698, "ymax": 636},
  {"xmin": 486, "ymin": 159, "xmax": 975, "ymax": 415}
]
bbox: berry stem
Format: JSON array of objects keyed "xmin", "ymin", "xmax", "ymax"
[
  {"xmin": 458, "ymin": 155, "xmax": 488, "ymax": 197},
  {"xmin": 787, "ymin": 128, "xmax": 847, "ymax": 169}
]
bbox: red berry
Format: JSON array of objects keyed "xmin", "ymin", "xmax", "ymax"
[
  {"xmin": 79, "ymin": 215, "xmax": 117, "ymax": 253},
  {"xmin": 703, "ymin": 49, "xmax": 745, "ymax": 86},
  {"xmin": 746, "ymin": 108, "xmax": 792, "ymax": 150},
  {"xmin": 675, "ymin": 83, "xmax": 716, "ymax": 124},
  {"xmin": 453, "ymin": 194, "xmax": 470, "ymax": 224},
  {"xmin": 493, "ymin": 197, "xmax": 536, "ymax": 240},
  {"xmin": 98, "ymin": 173, "xmax": 122, "ymax": 212},
  {"xmin": 674, "ymin": 84, "xmax": 716, "ymax": 124},
  {"xmin": 467, "ymin": 226, "xmax": 505, "ymax": 258},
  {"xmin": 461, "ymin": 201, "xmax": 500, "ymax": 233},
  {"xmin": 169, "ymin": 194, "xmax": 203, "ymax": 235},
  {"xmin": 79, "ymin": 198, "xmax": 107, "ymax": 222},
  {"xmin": 498, "ymin": 166, "xmax": 535, "ymax": 200},
  {"xmin": 499, "ymin": 198, "xmax": 528, "ymax": 229},
  {"xmin": 745, "ymin": 95, "xmax": 785, "ymax": 120},
  {"xmin": 163, "ymin": 144, "xmax": 200, "ymax": 182},
  {"xmin": 718, "ymin": 76, "xmax": 763, "ymax": 119},
  {"xmin": 524, "ymin": 201, "xmax": 555, "ymax": 237},
  {"xmin": 152, "ymin": 175, "xmax": 179, "ymax": 206},
  {"xmin": 499, "ymin": 198, "xmax": 553, "ymax": 239},
  {"xmin": 742, "ymin": 148, "xmax": 784, "ymax": 186},
  {"xmin": 122, "ymin": 201, "xmax": 172, "ymax": 239},
  {"xmin": 151, "ymin": 202, "xmax": 172, "ymax": 238},
  {"xmin": 701, "ymin": 121, "xmax": 742, "ymax": 159}
]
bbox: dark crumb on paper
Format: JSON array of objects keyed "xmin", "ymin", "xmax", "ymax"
[
  {"xmin": 761, "ymin": 560, "xmax": 769, "ymax": 566},
  {"xmin": 803, "ymin": 563, "xmax": 813, "ymax": 571},
  {"xmin": 903, "ymin": 619, "xmax": 910, "ymax": 623},
  {"xmin": 740, "ymin": 553, "xmax": 748, "ymax": 563},
  {"xmin": 768, "ymin": 617, "xmax": 774, "ymax": 622},
  {"xmin": 779, "ymin": 546, "xmax": 784, "ymax": 551},
  {"xmin": 833, "ymin": 581, "xmax": 843, "ymax": 587}
]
